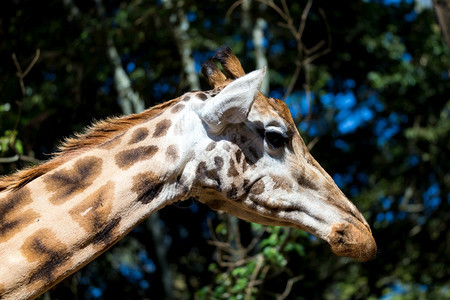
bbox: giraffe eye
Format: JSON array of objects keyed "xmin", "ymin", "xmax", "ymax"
[{"xmin": 265, "ymin": 130, "xmax": 287, "ymax": 149}]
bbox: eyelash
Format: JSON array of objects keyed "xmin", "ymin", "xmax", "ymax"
[{"xmin": 265, "ymin": 130, "xmax": 288, "ymax": 149}]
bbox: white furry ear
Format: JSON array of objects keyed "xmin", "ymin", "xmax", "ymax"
[{"xmin": 197, "ymin": 68, "xmax": 266, "ymax": 130}]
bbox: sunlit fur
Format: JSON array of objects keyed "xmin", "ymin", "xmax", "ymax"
[
  {"xmin": 0, "ymin": 98, "xmax": 181, "ymax": 192},
  {"xmin": 0, "ymin": 46, "xmax": 376, "ymax": 300}
]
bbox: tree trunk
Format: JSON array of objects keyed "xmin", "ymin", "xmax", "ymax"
[
  {"xmin": 253, "ymin": 16, "xmax": 269, "ymax": 95},
  {"xmin": 432, "ymin": 0, "xmax": 450, "ymax": 50},
  {"xmin": 162, "ymin": 0, "xmax": 200, "ymax": 91},
  {"xmin": 106, "ymin": 37, "xmax": 145, "ymax": 115},
  {"xmin": 241, "ymin": 1, "xmax": 269, "ymax": 95}
]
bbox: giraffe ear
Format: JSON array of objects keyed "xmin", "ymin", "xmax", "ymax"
[{"xmin": 197, "ymin": 67, "xmax": 266, "ymax": 130}]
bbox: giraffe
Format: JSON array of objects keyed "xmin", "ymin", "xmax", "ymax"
[{"xmin": 0, "ymin": 46, "xmax": 376, "ymax": 299}]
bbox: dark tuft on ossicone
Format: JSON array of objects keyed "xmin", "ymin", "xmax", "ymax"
[{"xmin": 213, "ymin": 45, "xmax": 233, "ymax": 62}]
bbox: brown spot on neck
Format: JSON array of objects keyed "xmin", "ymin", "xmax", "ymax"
[
  {"xmin": 69, "ymin": 181, "xmax": 115, "ymax": 235},
  {"xmin": 171, "ymin": 103, "xmax": 185, "ymax": 114},
  {"xmin": 115, "ymin": 145, "xmax": 158, "ymax": 170},
  {"xmin": 92, "ymin": 216, "xmax": 122, "ymax": 246},
  {"xmin": 131, "ymin": 172, "xmax": 165, "ymax": 204},
  {"xmin": 0, "ymin": 187, "xmax": 39, "ymax": 242},
  {"xmin": 20, "ymin": 229, "xmax": 69, "ymax": 286},
  {"xmin": 165, "ymin": 145, "xmax": 179, "ymax": 162},
  {"xmin": 153, "ymin": 119, "xmax": 172, "ymax": 138},
  {"xmin": 196, "ymin": 92, "xmax": 208, "ymax": 100},
  {"xmin": 128, "ymin": 127, "xmax": 149, "ymax": 144},
  {"xmin": 44, "ymin": 156, "xmax": 103, "ymax": 205},
  {"xmin": 0, "ymin": 284, "xmax": 5, "ymax": 297}
]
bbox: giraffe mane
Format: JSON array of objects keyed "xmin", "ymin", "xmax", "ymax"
[{"xmin": 0, "ymin": 97, "xmax": 181, "ymax": 192}]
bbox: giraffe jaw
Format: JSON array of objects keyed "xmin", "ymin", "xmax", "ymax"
[{"xmin": 201, "ymin": 191, "xmax": 377, "ymax": 262}]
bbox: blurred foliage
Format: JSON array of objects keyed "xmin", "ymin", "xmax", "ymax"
[
  {"xmin": 1, "ymin": 0, "xmax": 449, "ymax": 299},
  {"xmin": 197, "ymin": 223, "xmax": 309, "ymax": 299}
]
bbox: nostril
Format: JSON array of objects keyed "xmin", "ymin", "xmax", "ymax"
[
  {"xmin": 337, "ymin": 229, "xmax": 344, "ymax": 235},
  {"xmin": 329, "ymin": 223, "xmax": 377, "ymax": 262},
  {"xmin": 335, "ymin": 229, "xmax": 345, "ymax": 243},
  {"xmin": 330, "ymin": 225, "xmax": 350, "ymax": 247}
]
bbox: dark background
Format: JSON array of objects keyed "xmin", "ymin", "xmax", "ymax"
[{"xmin": 1, "ymin": 0, "xmax": 449, "ymax": 299}]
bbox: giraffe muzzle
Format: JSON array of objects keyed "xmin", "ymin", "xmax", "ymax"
[{"xmin": 328, "ymin": 223, "xmax": 377, "ymax": 262}]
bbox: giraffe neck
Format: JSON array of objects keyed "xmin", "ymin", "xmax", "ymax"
[{"xmin": 0, "ymin": 96, "xmax": 196, "ymax": 299}]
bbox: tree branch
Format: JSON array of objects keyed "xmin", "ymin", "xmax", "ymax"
[
  {"xmin": 162, "ymin": 0, "xmax": 200, "ymax": 91},
  {"xmin": 276, "ymin": 275, "xmax": 304, "ymax": 300},
  {"xmin": 284, "ymin": 60, "xmax": 302, "ymax": 100},
  {"xmin": 244, "ymin": 254, "xmax": 265, "ymax": 300},
  {"xmin": 297, "ymin": 0, "xmax": 313, "ymax": 41},
  {"xmin": 9, "ymin": 49, "xmax": 40, "ymax": 149}
]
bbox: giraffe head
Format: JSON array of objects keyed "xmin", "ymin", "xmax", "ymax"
[{"xmin": 185, "ymin": 47, "xmax": 376, "ymax": 262}]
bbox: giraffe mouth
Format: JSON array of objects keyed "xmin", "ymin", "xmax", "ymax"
[
  {"xmin": 328, "ymin": 223, "xmax": 377, "ymax": 262},
  {"xmin": 245, "ymin": 180, "xmax": 377, "ymax": 261},
  {"xmin": 205, "ymin": 176, "xmax": 377, "ymax": 262}
]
